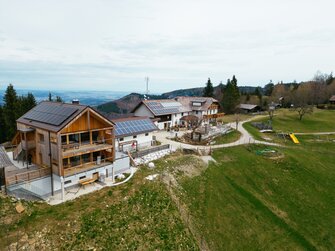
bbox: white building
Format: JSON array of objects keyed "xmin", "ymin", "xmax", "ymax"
[
  {"xmin": 133, "ymin": 97, "xmax": 223, "ymax": 129},
  {"xmin": 111, "ymin": 116, "xmax": 158, "ymax": 152}
]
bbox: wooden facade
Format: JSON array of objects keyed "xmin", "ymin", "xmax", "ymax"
[{"xmin": 10, "ymin": 104, "xmax": 115, "ymax": 184}]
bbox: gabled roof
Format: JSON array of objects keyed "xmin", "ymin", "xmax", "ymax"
[
  {"xmin": 17, "ymin": 101, "xmax": 112, "ymax": 132},
  {"xmin": 329, "ymin": 95, "xmax": 335, "ymax": 102},
  {"xmin": 175, "ymin": 96, "xmax": 219, "ymax": 111},
  {"xmin": 135, "ymin": 99, "xmax": 191, "ymax": 116},
  {"xmin": 111, "ymin": 116, "xmax": 158, "ymax": 138},
  {"xmin": 238, "ymin": 104, "xmax": 260, "ymax": 110}
]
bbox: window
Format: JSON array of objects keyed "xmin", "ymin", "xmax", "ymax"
[
  {"xmin": 133, "ymin": 135, "xmax": 137, "ymax": 139},
  {"xmin": 61, "ymin": 135, "xmax": 67, "ymax": 145},
  {"xmin": 70, "ymin": 156, "xmax": 80, "ymax": 167},
  {"xmin": 64, "ymin": 180, "xmax": 72, "ymax": 185},
  {"xmin": 68, "ymin": 134, "xmax": 79, "ymax": 144},
  {"xmin": 119, "ymin": 138, "xmax": 124, "ymax": 142},
  {"xmin": 39, "ymin": 134, "xmax": 45, "ymax": 143},
  {"xmin": 82, "ymin": 153, "xmax": 90, "ymax": 163},
  {"xmin": 79, "ymin": 176, "xmax": 86, "ymax": 180},
  {"xmin": 145, "ymin": 133, "xmax": 149, "ymax": 136},
  {"xmin": 92, "ymin": 131, "xmax": 99, "ymax": 142},
  {"xmin": 181, "ymin": 112, "xmax": 184, "ymax": 116},
  {"xmin": 81, "ymin": 132, "xmax": 90, "ymax": 145}
]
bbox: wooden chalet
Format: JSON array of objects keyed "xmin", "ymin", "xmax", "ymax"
[{"xmin": 8, "ymin": 101, "xmax": 115, "ymax": 192}]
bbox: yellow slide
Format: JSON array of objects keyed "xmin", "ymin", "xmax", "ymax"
[{"xmin": 289, "ymin": 133, "xmax": 300, "ymax": 144}]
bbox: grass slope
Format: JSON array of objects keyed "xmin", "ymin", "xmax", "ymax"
[
  {"xmin": 179, "ymin": 142, "xmax": 335, "ymax": 250},
  {"xmin": 0, "ymin": 171, "xmax": 198, "ymax": 250}
]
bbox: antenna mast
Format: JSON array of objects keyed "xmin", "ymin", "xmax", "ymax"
[{"xmin": 145, "ymin": 76, "xmax": 149, "ymax": 95}]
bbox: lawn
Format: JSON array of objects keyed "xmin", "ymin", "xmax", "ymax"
[
  {"xmin": 0, "ymin": 170, "xmax": 198, "ymax": 250},
  {"xmin": 246, "ymin": 109, "xmax": 335, "ymax": 134},
  {"xmin": 179, "ymin": 142, "xmax": 335, "ymax": 250},
  {"xmin": 213, "ymin": 129, "xmax": 241, "ymax": 145}
]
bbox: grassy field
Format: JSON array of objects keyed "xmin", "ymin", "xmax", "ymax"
[
  {"xmin": 0, "ymin": 170, "xmax": 197, "ymax": 250},
  {"xmin": 213, "ymin": 130, "xmax": 241, "ymax": 145},
  {"xmin": 245, "ymin": 109, "xmax": 335, "ymax": 134},
  {"xmin": 218, "ymin": 114, "xmax": 252, "ymax": 124},
  {"xmin": 179, "ymin": 142, "xmax": 335, "ymax": 250}
]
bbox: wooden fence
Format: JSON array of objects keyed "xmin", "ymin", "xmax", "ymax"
[{"xmin": 6, "ymin": 168, "xmax": 51, "ymax": 186}]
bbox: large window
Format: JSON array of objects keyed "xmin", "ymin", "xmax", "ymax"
[
  {"xmin": 81, "ymin": 132, "xmax": 90, "ymax": 145},
  {"xmin": 70, "ymin": 156, "xmax": 80, "ymax": 167},
  {"xmin": 92, "ymin": 131, "xmax": 99, "ymax": 142},
  {"xmin": 61, "ymin": 135, "xmax": 67, "ymax": 145},
  {"xmin": 68, "ymin": 134, "xmax": 79, "ymax": 144},
  {"xmin": 82, "ymin": 153, "xmax": 90, "ymax": 164}
]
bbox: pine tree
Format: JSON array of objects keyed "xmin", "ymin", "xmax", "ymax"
[
  {"xmin": 203, "ymin": 78, "xmax": 214, "ymax": 97},
  {"xmin": 3, "ymin": 84, "xmax": 18, "ymax": 141},
  {"xmin": 56, "ymin": 96, "xmax": 63, "ymax": 103},
  {"xmin": 48, "ymin": 92, "xmax": 52, "ymax": 101},
  {"xmin": 222, "ymin": 75, "xmax": 240, "ymax": 114},
  {"xmin": 0, "ymin": 105, "xmax": 6, "ymax": 143},
  {"xmin": 17, "ymin": 93, "xmax": 37, "ymax": 117},
  {"xmin": 254, "ymin": 87, "xmax": 262, "ymax": 106}
]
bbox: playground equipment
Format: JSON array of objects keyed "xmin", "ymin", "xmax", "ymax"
[{"xmin": 289, "ymin": 133, "xmax": 300, "ymax": 144}]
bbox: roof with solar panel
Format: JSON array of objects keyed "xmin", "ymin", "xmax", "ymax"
[
  {"xmin": 111, "ymin": 116, "xmax": 158, "ymax": 138},
  {"xmin": 17, "ymin": 101, "xmax": 88, "ymax": 132},
  {"xmin": 141, "ymin": 99, "xmax": 191, "ymax": 116}
]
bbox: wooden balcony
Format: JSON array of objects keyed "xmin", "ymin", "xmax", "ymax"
[{"xmin": 62, "ymin": 142, "xmax": 113, "ymax": 158}]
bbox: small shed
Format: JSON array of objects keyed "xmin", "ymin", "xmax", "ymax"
[
  {"xmin": 329, "ymin": 95, "xmax": 335, "ymax": 105},
  {"xmin": 238, "ymin": 104, "xmax": 261, "ymax": 113}
]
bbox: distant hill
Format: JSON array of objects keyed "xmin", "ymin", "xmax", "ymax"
[
  {"xmin": 96, "ymin": 84, "xmax": 272, "ymax": 115},
  {"xmin": 96, "ymin": 93, "xmax": 163, "ymax": 114},
  {"xmin": 96, "ymin": 85, "xmax": 225, "ymax": 114}
]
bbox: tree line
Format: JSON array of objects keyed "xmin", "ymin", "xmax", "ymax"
[
  {"xmin": 203, "ymin": 71, "xmax": 335, "ymax": 116},
  {"xmin": 0, "ymin": 84, "xmax": 63, "ymax": 143}
]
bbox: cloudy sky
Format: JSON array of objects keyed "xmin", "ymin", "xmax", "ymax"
[{"xmin": 0, "ymin": 0, "xmax": 334, "ymax": 93}]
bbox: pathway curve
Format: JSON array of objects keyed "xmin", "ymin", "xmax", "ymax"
[{"xmin": 153, "ymin": 117, "xmax": 279, "ymax": 151}]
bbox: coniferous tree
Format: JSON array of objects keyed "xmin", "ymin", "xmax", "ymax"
[
  {"xmin": 0, "ymin": 105, "xmax": 6, "ymax": 143},
  {"xmin": 17, "ymin": 93, "xmax": 37, "ymax": 117},
  {"xmin": 56, "ymin": 96, "xmax": 63, "ymax": 103},
  {"xmin": 222, "ymin": 75, "xmax": 240, "ymax": 114},
  {"xmin": 48, "ymin": 92, "xmax": 52, "ymax": 101},
  {"xmin": 203, "ymin": 78, "xmax": 214, "ymax": 97},
  {"xmin": 254, "ymin": 87, "xmax": 263, "ymax": 106},
  {"xmin": 3, "ymin": 84, "xmax": 18, "ymax": 140}
]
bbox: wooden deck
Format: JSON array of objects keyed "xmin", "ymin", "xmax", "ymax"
[
  {"xmin": 62, "ymin": 143, "xmax": 113, "ymax": 158},
  {"xmin": 5, "ymin": 166, "xmax": 51, "ymax": 186}
]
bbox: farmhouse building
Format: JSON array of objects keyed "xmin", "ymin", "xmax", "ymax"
[
  {"xmin": 111, "ymin": 116, "xmax": 158, "ymax": 152},
  {"xmin": 4, "ymin": 101, "xmax": 130, "ymax": 199},
  {"xmin": 238, "ymin": 104, "xmax": 261, "ymax": 113},
  {"xmin": 132, "ymin": 97, "xmax": 223, "ymax": 129},
  {"xmin": 329, "ymin": 95, "xmax": 335, "ymax": 104}
]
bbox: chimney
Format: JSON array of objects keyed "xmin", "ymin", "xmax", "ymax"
[{"xmin": 72, "ymin": 99, "xmax": 79, "ymax": 104}]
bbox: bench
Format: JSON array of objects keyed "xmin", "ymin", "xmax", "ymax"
[{"xmin": 78, "ymin": 177, "xmax": 97, "ymax": 188}]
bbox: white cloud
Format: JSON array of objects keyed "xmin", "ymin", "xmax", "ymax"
[{"xmin": 0, "ymin": 0, "xmax": 334, "ymax": 92}]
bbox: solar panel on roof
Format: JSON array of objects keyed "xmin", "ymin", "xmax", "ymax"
[
  {"xmin": 24, "ymin": 103, "xmax": 78, "ymax": 126},
  {"xmin": 114, "ymin": 118, "xmax": 157, "ymax": 137}
]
